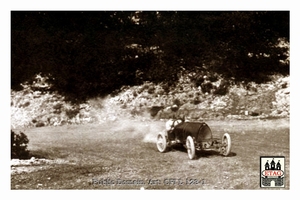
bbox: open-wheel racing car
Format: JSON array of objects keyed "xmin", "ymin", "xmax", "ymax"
[{"xmin": 156, "ymin": 119, "xmax": 232, "ymax": 160}]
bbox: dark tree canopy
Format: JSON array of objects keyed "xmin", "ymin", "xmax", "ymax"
[{"xmin": 11, "ymin": 11, "xmax": 289, "ymax": 101}]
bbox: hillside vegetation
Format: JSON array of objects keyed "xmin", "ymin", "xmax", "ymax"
[
  {"xmin": 11, "ymin": 73, "xmax": 289, "ymax": 129},
  {"xmin": 12, "ymin": 12, "xmax": 289, "ymax": 102},
  {"xmin": 11, "ymin": 12, "xmax": 289, "ymax": 128}
]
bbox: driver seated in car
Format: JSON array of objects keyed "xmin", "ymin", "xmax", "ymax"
[{"xmin": 165, "ymin": 118, "xmax": 182, "ymax": 132}]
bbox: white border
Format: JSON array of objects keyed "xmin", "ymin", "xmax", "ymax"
[{"xmin": 2, "ymin": 0, "xmax": 299, "ymax": 198}]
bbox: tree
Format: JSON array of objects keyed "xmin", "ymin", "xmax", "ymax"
[
  {"xmin": 12, "ymin": 11, "xmax": 140, "ymax": 101},
  {"xmin": 208, "ymin": 11, "xmax": 289, "ymax": 82},
  {"xmin": 11, "ymin": 11, "xmax": 289, "ymax": 100},
  {"xmin": 135, "ymin": 11, "xmax": 289, "ymax": 83}
]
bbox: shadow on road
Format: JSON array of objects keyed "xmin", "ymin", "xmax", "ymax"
[{"xmin": 171, "ymin": 145, "xmax": 237, "ymax": 159}]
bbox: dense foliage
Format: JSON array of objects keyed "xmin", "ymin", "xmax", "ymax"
[
  {"xmin": 11, "ymin": 130, "xmax": 30, "ymax": 159},
  {"xmin": 11, "ymin": 11, "xmax": 289, "ymax": 102}
]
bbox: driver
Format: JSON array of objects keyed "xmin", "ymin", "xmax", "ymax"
[{"xmin": 165, "ymin": 118, "xmax": 183, "ymax": 132}]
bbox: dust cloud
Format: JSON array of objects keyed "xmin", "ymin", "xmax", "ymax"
[
  {"xmin": 103, "ymin": 117, "xmax": 165, "ymax": 144},
  {"xmin": 89, "ymin": 96, "xmax": 168, "ymax": 144}
]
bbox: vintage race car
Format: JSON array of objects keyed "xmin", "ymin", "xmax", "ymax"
[{"xmin": 156, "ymin": 119, "xmax": 231, "ymax": 160}]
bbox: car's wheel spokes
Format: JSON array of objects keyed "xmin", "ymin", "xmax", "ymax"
[
  {"xmin": 157, "ymin": 137, "xmax": 164, "ymax": 149},
  {"xmin": 221, "ymin": 133, "xmax": 231, "ymax": 156},
  {"xmin": 186, "ymin": 136, "xmax": 196, "ymax": 160},
  {"xmin": 156, "ymin": 133, "xmax": 168, "ymax": 153}
]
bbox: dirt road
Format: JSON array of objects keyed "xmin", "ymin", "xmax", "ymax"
[{"xmin": 11, "ymin": 118, "xmax": 289, "ymax": 189}]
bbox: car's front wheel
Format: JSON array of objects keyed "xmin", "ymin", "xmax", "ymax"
[
  {"xmin": 186, "ymin": 136, "xmax": 196, "ymax": 160},
  {"xmin": 156, "ymin": 133, "xmax": 168, "ymax": 153}
]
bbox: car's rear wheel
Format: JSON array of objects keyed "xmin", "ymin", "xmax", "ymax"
[
  {"xmin": 156, "ymin": 133, "xmax": 168, "ymax": 153},
  {"xmin": 186, "ymin": 136, "xmax": 196, "ymax": 160},
  {"xmin": 221, "ymin": 133, "xmax": 231, "ymax": 156}
]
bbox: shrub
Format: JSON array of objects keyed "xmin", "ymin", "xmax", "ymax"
[
  {"xmin": 147, "ymin": 86, "xmax": 155, "ymax": 94},
  {"xmin": 132, "ymin": 90, "xmax": 138, "ymax": 97},
  {"xmin": 36, "ymin": 121, "xmax": 45, "ymax": 127},
  {"xmin": 11, "ymin": 130, "xmax": 30, "ymax": 159},
  {"xmin": 193, "ymin": 96, "xmax": 201, "ymax": 105},
  {"xmin": 173, "ymin": 98, "xmax": 181, "ymax": 106},
  {"xmin": 214, "ymin": 80, "xmax": 230, "ymax": 95},
  {"xmin": 65, "ymin": 107, "xmax": 80, "ymax": 119},
  {"xmin": 53, "ymin": 102, "xmax": 63, "ymax": 110},
  {"xmin": 187, "ymin": 91, "xmax": 195, "ymax": 98},
  {"xmin": 201, "ymin": 81, "xmax": 214, "ymax": 94},
  {"xmin": 19, "ymin": 101, "xmax": 30, "ymax": 108}
]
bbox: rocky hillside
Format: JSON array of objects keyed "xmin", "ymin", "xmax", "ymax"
[
  {"xmin": 11, "ymin": 74, "xmax": 289, "ymax": 129},
  {"xmin": 109, "ymin": 74, "xmax": 290, "ymax": 120}
]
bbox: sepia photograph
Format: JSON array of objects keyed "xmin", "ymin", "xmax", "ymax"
[{"xmin": 7, "ymin": 1, "xmax": 295, "ymax": 194}]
